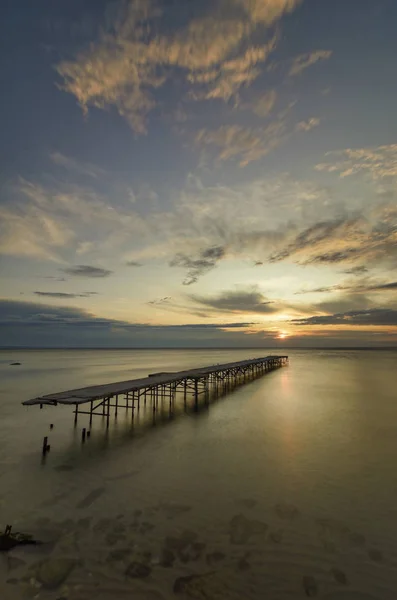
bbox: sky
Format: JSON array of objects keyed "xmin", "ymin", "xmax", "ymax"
[{"xmin": 1, "ymin": 0, "xmax": 397, "ymax": 348}]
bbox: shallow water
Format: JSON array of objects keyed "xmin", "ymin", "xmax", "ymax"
[{"xmin": 1, "ymin": 348, "xmax": 397, "ymax": 599}]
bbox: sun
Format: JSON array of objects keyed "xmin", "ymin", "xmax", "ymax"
[{"xmin": 278, "ymin": 332, "xmax": 288, "ymax": 340}]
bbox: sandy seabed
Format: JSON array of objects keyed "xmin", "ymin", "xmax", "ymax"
[{"xmin": 1, "ymin": 495, "xmax": 396, "ymax": 600}]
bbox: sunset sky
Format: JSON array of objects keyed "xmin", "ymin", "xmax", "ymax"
[{"xmin": 1, "ymin": 0, "xmax": 397, "ymax": 347}]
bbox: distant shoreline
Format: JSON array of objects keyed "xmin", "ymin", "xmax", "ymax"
[{"xmin": 1, "ymin": 346, "xmax": 396, "ymax": 351}]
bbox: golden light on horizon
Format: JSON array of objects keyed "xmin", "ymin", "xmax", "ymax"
[{"xmin": 278, "ymin": 332, "xmax": 288, "ymax": 339}]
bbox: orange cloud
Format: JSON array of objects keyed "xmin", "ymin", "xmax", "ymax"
[{"xmin": 57, "ymin": 0, "xmax": 302, "ymax": 133}]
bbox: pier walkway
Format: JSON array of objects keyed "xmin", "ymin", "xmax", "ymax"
[{"xmin": 22, "ymin": 355, "xmax": 288, "ymax": 427}]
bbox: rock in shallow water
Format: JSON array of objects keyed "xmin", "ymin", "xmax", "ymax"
[
  {"xmin": 36, "ymin": 557, "xmax": 76, "ymax": 589},
  {"xmin": 302, "ymin": 575, "xmax": 318, "ymax": 597},
  {"xmin": 125, "ymin": 561, "xmax": 151, "ymax": 578},
  {"xmin": 331, "ymin": 568, "xmax": 348, "ymax": 585},
  {"xmin": 229, "ymin": 514, "xmax": 267, "ymax": 544},
  {"xmin": 173, "ymin": 571, "xmax": 227, "ymax": 598}
]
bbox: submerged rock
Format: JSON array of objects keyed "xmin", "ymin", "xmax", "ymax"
[
  {"xmin": 173, "ymin": 571, "xmax": 225, "ymax": 597},
  {"xmin": 331, "ymin": 568, "xmax": 348, "ymax": 585},
  {"xmin": 36, "ymin": 557, "xmax": 76, "ymax": 589},
  {"xmin": 158, "ymin": 503, "xmax": 192, "ymax": 520},
  {"xmin": 159, "ymin": 548, "xmax": 175, "ymax": 567},
  {"xmin": 368, "ymin": 548, "xmax": 383, "ymax": 563},
  {"xmin": 163, "ymin": 530, "xmax": 205, "ymax": 563},
  {"xmin": 125, "ymin": 561, "xmax": 151, "ymax": 578},
  {"xmin": 302, "ymin": 575, "xmax": 318, "ymax": 597},
  {"xmin": 275, "ymin": 503, "xmax": 300, "ymax": 520},
  {"xmin": 206, "ymin": 551, "xmax": 225, "ymax": 566},
  {"xmin": 229, "ymin": 514, "xmax": 267, "ymax": 544}
]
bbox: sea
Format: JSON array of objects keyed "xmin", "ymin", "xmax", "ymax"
[{"xmin": 1, "ymin": 348, "xmax": 397, "ymax": 600}]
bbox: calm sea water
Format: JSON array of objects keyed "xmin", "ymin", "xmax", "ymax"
[{"xmin": 1, "ymin": 348, "xmax": 397, "ymax": 599}]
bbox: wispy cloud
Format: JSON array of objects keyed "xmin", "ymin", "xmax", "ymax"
[
  {"xmin": 190, "ymin": 287, "xmax": 279, "ymax": 314},
  {"xmin": 147, "ymin": 296, "xmax": 172, "ymax": 305},
  {"xmin": 56, "ymin": 0, "xmax": 302, "ymax": 133},
  {"xmin": 0, "ymin": 178, "xmax": 147, "ymax": 262},
  {"xmin": 292, "ymin": 308, "xmax": 397, "ymax": 327},
  {"xmin": 195, "ymin": 122, "xmax": 287, "ymax": 166},
  {"xmin": 315, "ymin": 144, "xmax": 397, "ymax": 180},
  {"xmin": 289, "ymin": 50, "xmax": 332, "ymax": 76},
  {"xmin": 61, "ymin": 265, "xmax": 112, "ymax": 278},
  {"xmin": 125, "ymin": 260, "xmax": 143, "ymax": 267},
  {"xmin": 0, "ymin": 189, "xmax": 74, "ymax": 261},
  {"xmin": 170, "ymin": 246, "xmax": 226, "ymax": 285},
  {"xmin": 34, "ymin": 291, "xmax": 98, "ymax": 298},
  {"xmin": 50, "ymin": 152, "xmax": 105, "ymax": 179},
  {"xmin": 269, "ymin": 207, "xmax": 397, "ymax": 269},
  {"xmin": 140, "ymin": 174, "xmax": 331, "ymax": 283},
  {"xmin": 188, "ymin": 38, "xmax": 278, "ymax": 103},
  {"xmin": 249, "ymin": 90, "xmax": 277, "ymax": 117},
  {"xmin": 295, "ymin": 279, "xmax": 397, "ymax": 295},
  {"xmin": 342, "ymin": 266, "xmax": 369, "ymax": 276},
  {"xmin": 295, "ymin": 117, "xmax": 320, "ymax": 132},
  {"xmin": 195, "ymin": 112, "xmax": 321, "ymax": 165}
]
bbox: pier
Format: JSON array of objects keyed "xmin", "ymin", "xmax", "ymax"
[{"xmin": 22, "ymin": 355, "xmax": 288, "ymax": 427}]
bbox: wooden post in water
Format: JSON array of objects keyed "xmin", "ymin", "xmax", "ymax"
[{"xmin": 194, "ymin": 379, "xmax": 199, "ymax": 411}]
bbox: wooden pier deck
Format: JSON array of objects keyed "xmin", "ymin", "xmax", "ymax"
[{"xmin": 22, "ymin": 355, "xmax": 288, "ymax": 427}]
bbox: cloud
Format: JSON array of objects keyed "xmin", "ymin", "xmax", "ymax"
[
  {"xmin": 34, "ymin": 291, "xmax": 98, "ymax": 298},
  {"xmin": 61, "ymin": 265, "xmax": 113, "ymax": 278},
  {"xmin": 147, "ymin": 296, "xmax": 172, "ymax": 305},
  {"xmin": 190, "ymin": 287, "xmax": 279, "ymax": 314},
  {"xmin": 195, "ymin": 112, "xmax": 322, "ymax": 166},
  {"xmin": 370, "ymin": 282, "xmax": 397, "ymax": 291},
  {"xmin": 0, "ymin": 299, "xmax": 253, "ymax": 331},
  {"xmin": 50, "ymin": 152, "xmax": 105, "ymax": 179},
  {"xmin": 0, "ymin": 299, "xmax": 269, "ymax": 348},
  {"xmin": 268, "ymin": 208, "xmax": 397, "ymax": 269},
  {"xmin": 289, "ymin": 50, "xmax": 332, "ymax": 76},
  {"xmin": 0, "ymin": 185, "xmax": 74, "ymax": 261},
  {"xmin": 56, "ymin": 0, "xmax": 302, "ymax": 133},
  {"xmin": 195, "ymin": 121, "xmax": 288, "ymax": 166},
  {"xmin": 295, "ymin": 279, "xmax": 397, "ymax": 295},
  {"xmin": 315, "ymin": 144, "xmax": 397, "ymax": 180},
  {"xmin": 250, "ymin": 90, "xmax": 277, "ymax": 117},
  {"xmin": 0, "ymin": 171, "xmax": 328, "ymax": 280},
  {"xmin": 292, "ymin": 308, "xmax": 397, "ymax": 327},
  {"xmin": 189, "ymin": 38, "xmax": 278, "ymax": 102},
  {"xmin": 170, "ymin": 246, "xmax": 226, "ymax": 285},
  {"xmin": 0, "ymin": 178, "xmax": 147, "ymax": 262},
  {"xmin": 269, "ymin": 217, "xmax": 363, "ymax": 263},
  {"xmin": 342, "ymin": 266, "xmax": 368, "ymax": 276},
  {"xmin": 133, "ymin": 174, "xmax": 332, "ymax": 283},
  {"xmin": 2, "ymin": 299, "xmax": 395, "ymax": 348},
  {"xmin": 295, "ymin": 117, "xmax": 320, "ymax": 132},
  {"xmin": 126, "ymin": 260, "xmax": 143, "ymax": 267}
]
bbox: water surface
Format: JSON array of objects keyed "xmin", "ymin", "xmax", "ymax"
[{"xmin": 1, "ymin": 348, "xmax": 397, "ymax": 599}]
